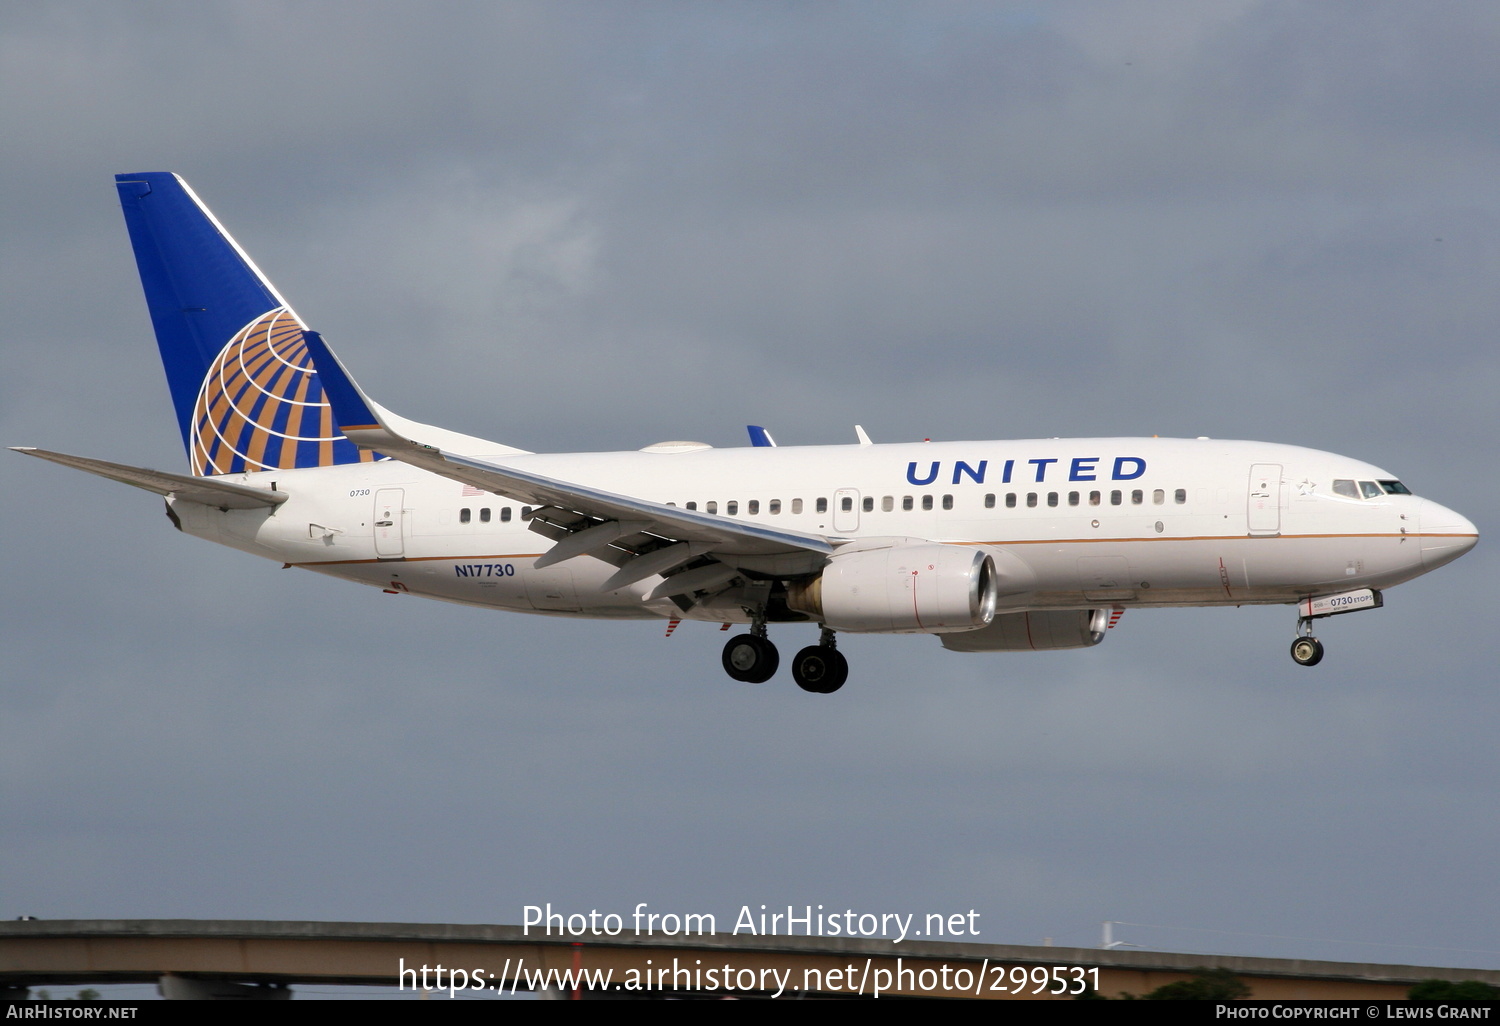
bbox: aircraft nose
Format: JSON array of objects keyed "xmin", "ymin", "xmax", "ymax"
[{"xmin": 1418, "ymin": 499, "xmax": 1479, "ymax": 570}]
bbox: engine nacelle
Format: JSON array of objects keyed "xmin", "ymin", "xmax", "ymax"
[
  {"xmin": 787, "ymin": 543, "xmax": 997, "ymax": 634},
  {"xmin": 940, "ymin": 609, "xmax": 1111, "ymax": 652}
]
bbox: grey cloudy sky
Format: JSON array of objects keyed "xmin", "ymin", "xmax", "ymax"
[{"xmin": 2, "ymin": 0, "xmax": 1496, "ymax": 976}]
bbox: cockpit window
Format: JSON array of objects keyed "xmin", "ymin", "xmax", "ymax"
[
  {"xmin": 1332, "ymin": 479, "xmax": 1359, "ymax": 499},
  {"xmin": 1359, "ymin": 481, "xmax": 1383, "ymax": 499},
  {"xmin": 1379, "ymin": 480, "xmax": 1412, "ymax": 495}
]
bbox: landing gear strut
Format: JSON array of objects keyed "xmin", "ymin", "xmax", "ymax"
[
  {"xmin": 1290, "ymin": 618, "xmax": 1324, "ymax": 667},
  {"xmin": 722, "ymin": 616, "xmax": 779, "ymax": 683},
  {"xmin": 792, "ymin": 627, "xmax": 848, "ymax": 694}
]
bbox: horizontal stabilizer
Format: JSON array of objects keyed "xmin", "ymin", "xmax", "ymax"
[{"xmin": 12, "ymin": 448, "xmax": 287, "ymax": 509}]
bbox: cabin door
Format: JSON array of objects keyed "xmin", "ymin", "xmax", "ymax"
[
  {"xmin": 374, "ymin": 488, "xmax": 406, "ymax": 557},
  {"xmin": 1247, "ymin": 465, "xmax": 1282, "ymax": 535}
]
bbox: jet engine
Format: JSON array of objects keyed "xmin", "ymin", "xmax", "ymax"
[
  {"xmin": 939, "ymin": 609, "xmax": 1112, "ymax": 652},
  {"xmin": 786, "ymin": 543, "xmax": 998, "ymax": 634}
]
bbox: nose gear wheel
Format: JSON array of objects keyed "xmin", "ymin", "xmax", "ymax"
[{"xmin": 1290, "ymin": 636, "xmax": 1324, "ymax": 666}]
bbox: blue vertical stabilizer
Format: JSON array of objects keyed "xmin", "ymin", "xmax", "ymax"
[{"xmin": 115, "ymin": 173, "xmax": 373, "ymax": 476}]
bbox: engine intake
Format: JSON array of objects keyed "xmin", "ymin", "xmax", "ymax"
[{"xmin": 787, "ymin": 543, "xmax": 997, "ymax": 634}]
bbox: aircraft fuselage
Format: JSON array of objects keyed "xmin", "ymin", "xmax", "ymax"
[{"xmin": 172, "ymin": 435, "xmax": 1473, "ymax": 625}]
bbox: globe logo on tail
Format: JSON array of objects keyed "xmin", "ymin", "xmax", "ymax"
[{"xmin": 189, "ymin": 307, "xmax": 375, "ymax": 476}]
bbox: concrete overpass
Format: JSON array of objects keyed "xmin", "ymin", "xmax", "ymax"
[{"xmin": 2, "ymin": 919, "xmax": 1495, "ymax": 1000}]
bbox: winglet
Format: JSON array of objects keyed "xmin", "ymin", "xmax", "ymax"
[
  {"xmin": 747, "ymin": 425, "xmax": 777, "ymax": 447},
  {"xmin": 298, "ymin": 330, "xmax": 530, "ymax": 458},
  {"xmin": 300, "ymin": 331, "xmax": 382, "ymax": 433},
  {"xmin": 297, "ymin": 330, "xmax": 435, "ymax": 461},
  {"xmin": 855, "ymin": 425, "xmax": 873, "ymax": 446}
]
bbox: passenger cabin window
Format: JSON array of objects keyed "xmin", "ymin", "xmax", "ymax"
[
  {"xmin": 815, "ymin": 498, "xmax": 828, "ymax": 514},
  {"xmin": 480, "ymin": 508, "xmax": 491, "ymax": 523},
  {"xmin": 748, "ymin": 499, "xmax": 760, "ymax": 514},
  {"xmin": 1153, "ymin": 489, "xmax": 1164, "ymax": 505},
  {"xmin": 922, "ymin": 495, "xmax": 934, "ymax": 511},
  {"xmin": 501, "ymin": 507, "xmax": 512, "ymax": 522},
  {"xmin": 1359, "ymin": 481, "xmax": 1382, "ymax": 499},
  {"xmin": 521, "ymin": 506, "xmax": 534, "ymax": 520},
  {"xmin": 769, "ymin": 499, "xmax": 781, "ymax": 514},
  {"xmin": 685, "ymin": 501, "xmax": 697, "ymax": 510},
  {"xmin": 1333, "ymin": 479, "xmax": 1359, "ymax": 499},
  {"xmin": 1111, "ymin": 490, "xmax": 1122, "ymax": 505},
  {"xmin": 1005, "ymin": 493, "xmax": 1017, "ymax": 508},
  {"xmin": 1068, "ymin": 491, "xmax": 1079, "ymax": 506},
  {"xmin": 1089, "ymin": 491, "xmax": 1101, "ymax": 506},
  {"xmin": 942, "ymin": 494, "xmax": 953, "ymax": 510},
  {"xmin": 1131, "ymin": 489, "xmax": 1144, "ymax": 505},
  {"xmin": 1174, "ymin": 489, "xmax": 1186, "ymax": 505},
  {"xmin": 862, "ymin": 496, "xmax": 874, "ymax": 513},
  {"xmin": 459, "ymin": 508, "xmax": 471, "ymax": 524},
  {"xmin": 791, "ymin": 499, "xmax": 803, "ymax": 514},
  {"xmin": 984, "ymin": 494, "xmax": 995, "ymax": 509},
  {"xmin": 1379, "ymin": 480, "xmax": 1412, "ymax": 495},
  {"xmin": 903, "ymin": 496, "xmax": 914, "ymax": 511},
  {"xmin": 882, "ymin": 496, "xmax": 894, "ymax": 512},
  {"xmin": 1026, "ymin": 493, "xmax": 1038, "ymax": 508},
  {"xmin": 727, "ymin": 501, "xmax": 739, "ymax": 515},
  {"xmin": 1046, "ymin": 492, "xmax": 1058, "ymax": 507},
  {"xmin": 706, "ymin": 501, "xmax": 718, "ymax": 514},
  {"xmin": 840, "ymin": 496, "xmax": 853, "ymax": 512}
]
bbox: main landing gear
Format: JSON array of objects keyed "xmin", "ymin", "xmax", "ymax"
[
  {"xmin": 792, "ymin": 628, "xmax": 848, "ymax": 695},
  {"xmin": 1290, "ymin": 618, "xmax": 1325, "ymax": 667},
  {"xmin": 721, "ymin": 628, "xmax": 779, "ymax": 683},
  {"xmin": 721, "ymin": 622, "xmax": 847, "ymax": 693}
]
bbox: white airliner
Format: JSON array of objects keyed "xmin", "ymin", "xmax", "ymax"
[{"xmin": 13, "ymin": 173, "xmax": 1479, "ymax": 693}]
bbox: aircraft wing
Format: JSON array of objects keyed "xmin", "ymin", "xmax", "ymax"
[
  {"xmin": 301, "ymin": 332, "xmax": 833, "ymax": 587},
  {"xmin": 11, "ymin": 447, "xmax": 287, "ymax": 509},
  {"xmin": 430, "ymin": 448, "xmax": 835, "ymax": 558}
]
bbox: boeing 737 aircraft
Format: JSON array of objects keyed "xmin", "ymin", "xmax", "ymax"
[{"xmin": 13, "ymin": 173, "xmax": 1479, "ymax": 693}]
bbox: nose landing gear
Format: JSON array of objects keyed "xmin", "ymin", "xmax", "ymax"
[{"xmin": 1290, "ymin": 618, "xmax": 1324, "ymax": 667}]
